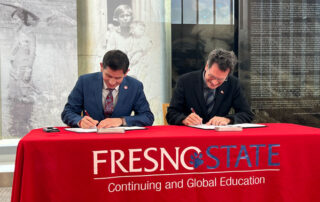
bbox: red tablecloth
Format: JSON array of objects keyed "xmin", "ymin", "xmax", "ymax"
[{"xmin": 11, "ymin": 123, "xmax": 320, "ymax": 202}]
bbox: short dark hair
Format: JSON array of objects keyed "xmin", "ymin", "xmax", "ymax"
[
  {"xmin": 207, "ymin": 49, "xmax": 237, "ymax": 73},
  {"xmin": 102, "ymin": 50, "xmax": 129, "ymax": 74}
]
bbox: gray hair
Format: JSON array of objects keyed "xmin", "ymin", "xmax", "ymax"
[{"xmin": 207, "ymin": 49, "xmax": 237, "ymax": 73}]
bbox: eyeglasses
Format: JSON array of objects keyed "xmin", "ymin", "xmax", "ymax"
[{"xmin": 206, "ymin": 74, "xmax": 228, "ymax": 84}]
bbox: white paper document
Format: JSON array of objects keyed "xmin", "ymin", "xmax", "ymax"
[
  {"xmin": 64, "ymin": 126, "xmax": 146, "ymax": 133},
  {"xmin": 189, "ymin": 123, "xmax": 266, "ymax": 130},
  {"xmin": 64, "ymin": 128, "xmax": 97, "ymax": 133},
  {"xmin": 232, "ymin": 123, "xmax": 266, "ymax": 128},
  {"xmin": 118, "ymin": 126, "xmax": 147, "ymax": 130}
]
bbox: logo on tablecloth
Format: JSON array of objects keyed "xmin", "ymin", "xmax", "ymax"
[
  {"xmin": 92, "ymin": 144, "xmax": 280, "ymax": 193},
  {"xmin": 92, "ymin": 144, "xmax": 280, "ymax": 176},
  {"xmin": 190, "ymin": 152, "xmax": 204, "ymax": 168}
]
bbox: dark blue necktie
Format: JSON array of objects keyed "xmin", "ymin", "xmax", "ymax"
[{"xmin": 206, "ymin": 90, "xmax": 215, "ymax": 114}]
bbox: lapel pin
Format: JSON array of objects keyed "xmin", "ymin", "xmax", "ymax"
[
  {"xmin": 220, "ymin": 90, "xmax": 224, "ymax": 94},
  {"xmin": 124, "ymin": 85, "xmax": 128, "ymax": 90}
]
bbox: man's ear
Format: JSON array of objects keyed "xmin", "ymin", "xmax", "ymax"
[
  {"xmin": 205, "ymin": 64, "xmax": 209, "ymax": 71},
  {"xmin": 124, "ymin": 68, "xmax": 130, "ymax": 76},
  {"xmin": 100, "ymin": 63, "xmax": 104, "ymax": 72}
]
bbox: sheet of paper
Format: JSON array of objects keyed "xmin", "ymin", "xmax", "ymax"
[
  {"xmin": 64, "ymin": 126, "xmax": 147, "ymax": 133},
  {"xmin": 189, "ymin": 123, "xmax": 266, "ymax": 130},
  {"xmin": 64, "ymin": 128, "xmax": 97, "ymax": 133},
  {"xmin": 189, "ymin": 125, "xmax": 216, "ymax": 130},
  {"xmin": 118, "ymin": 126, "xmax": 147, "ymax": 130},
  {"xmin": 232, "ymin": 123, "xmax": 266, "ymax": 128}
]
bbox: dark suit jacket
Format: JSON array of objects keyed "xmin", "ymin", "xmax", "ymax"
[
  {"xmin": 166, "ymin": 70, "xmax": 254, "ymax": 125},
  {"xmin": 61, "ymin": 72, "xmax": 154, "ymax": 127}
]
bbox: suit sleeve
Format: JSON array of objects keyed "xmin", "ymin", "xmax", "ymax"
[
  {"xmin": 61, "ymin": 77, "xmax": 84, "ymax": 127},
  {"xmin": 166, "ymin": 78, "xmax": 188, "ymax": 125},
  {"xmin": 124, "ymin": 82, "xmax": 154, "ymax": 126},
  {"xmin": 225, "ymin": 80, "xmax": 254, "ymax": 124}
]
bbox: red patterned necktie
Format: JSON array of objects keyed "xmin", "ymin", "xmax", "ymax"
[{"xmin": 104, "ymin": 88, "xmax": 114, "ymax": 117}]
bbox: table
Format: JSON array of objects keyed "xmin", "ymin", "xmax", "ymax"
[{"xmin": 11, "ymin": 123, "xmax": 320, "ymax": 202}]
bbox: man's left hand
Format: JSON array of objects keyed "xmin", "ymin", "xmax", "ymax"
[
  {"xmin": 206, "ymin": 116, "xmax": 231, "ymax": 126},
  {"xmin": 97, "ymin": 118, "xmax": 122, "ymax": 128}
]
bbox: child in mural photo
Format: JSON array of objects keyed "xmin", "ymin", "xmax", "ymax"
[
  {"xmin": 129, "ymin": 21, "xmax": 152, "ymax": 67},
  {"xmin": 103, "ymin": 3, "xmax": 159, "ymax": 123},
  {"xmin": 106, "ymin": 4, "xmax": 133, "ymax": 53},
  {"xmin": 105, "ymin": 4, "xmax": 152, "ymax": 79}
]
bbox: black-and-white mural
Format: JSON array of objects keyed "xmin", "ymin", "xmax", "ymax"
[
  {"xmin": 97, "ymin": 0, "xmax": 167, "ymax": 124},
  {"xmin": 0, "ymin": 0, "xmax": 77, "ymax": 138}
]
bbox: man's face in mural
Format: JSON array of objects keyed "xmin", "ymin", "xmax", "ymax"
[{"xmin": 12, "ymin": 13, "xmax": 22, "ymax": 25}]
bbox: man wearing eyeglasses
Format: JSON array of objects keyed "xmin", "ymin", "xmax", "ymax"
[{"xmin": 166, "ymin": 49, "xmax": 254, "ymax": 126}]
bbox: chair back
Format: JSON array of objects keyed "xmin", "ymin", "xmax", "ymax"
[{"xmin": 162, "ymin": 103, "xmax": 170, "ymax": 125}]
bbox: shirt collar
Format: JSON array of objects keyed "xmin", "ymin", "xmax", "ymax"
[{"xmin": 103, "ymin": 81, "xmax": 119, "ymax": 92}]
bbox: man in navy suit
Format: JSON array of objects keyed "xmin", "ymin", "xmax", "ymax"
[
  {"xmin": 166, "ymin": 49, "xmax": 254, "ymax": 126},
  {"xmin": 62, "ymin": 50, "xmax": 154, "ymax": 128}
]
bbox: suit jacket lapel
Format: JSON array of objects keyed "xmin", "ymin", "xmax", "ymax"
[
  {"xmin": 209, "ymin": 82, "xmax": 227, "ymax": 116},
  {"xmin": 113, "ymin": 77, "xmax": 128, "ymax": 115},
  {"xmin": 194, "ymin": 70, "xmax": 207, "ymax": 117},
  {"xmin": 95, "ymin": 72, "xmax": 104, "ymax": 118}
]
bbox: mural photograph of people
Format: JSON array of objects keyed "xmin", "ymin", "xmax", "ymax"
[
  {"xmin": 6, "ymin": 4, "xmax": 40, "ymax": 136},
  {"xmin": 0, "ymin": 0, "xmax": 78, "ymax": 138},
  {"xmin": 106, "ymin": 4, "xmax": 133, "ymax": 53},
  {"xmin": 99, "ymin": 0, "xmax": 166, "ymax": 124},
  {"xmin": 105, "ymin": 4, "xmax": 152, "ymax": 78},
  {"xmin": 0, "ymin": 3, "xmax": 41, "ymax": 136},
  {"xmin": 129, "ymin": 21, "xmax": 152, "ymax": 67}
]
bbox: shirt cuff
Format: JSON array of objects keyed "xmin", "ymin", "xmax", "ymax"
[{"xmin": 121, "ymin": 118, "xmax": 127, "ymax": 126}]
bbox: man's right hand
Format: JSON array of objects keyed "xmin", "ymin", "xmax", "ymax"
[
  {"xmin": 182, "ymin": 113, "xmax": 203, "ymax": 126},
  {"xmin": 79, "ymin": 116, "xmax": 99, "ymax": 128}
]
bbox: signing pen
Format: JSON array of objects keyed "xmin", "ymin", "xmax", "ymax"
[
  {"xmin": 84, "ymin": 110, "xmax": 99, "ymax": 126},
  {"xmin": 84, "ymin": 110, "xmax": 90, "ymax": 117},
  {"xmin": 191, "ymin": 108, "xmax": 196, "ymax": 113}
]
